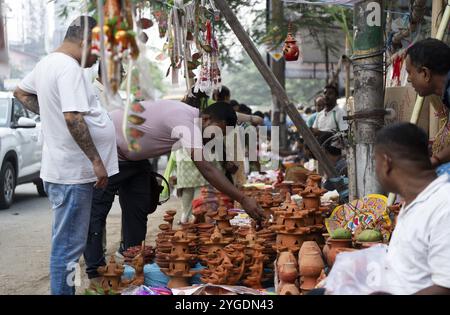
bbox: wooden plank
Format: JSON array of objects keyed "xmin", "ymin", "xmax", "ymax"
[{"xmin": 213, "ymin": 0, "xmax": 338, "ymax": 178}]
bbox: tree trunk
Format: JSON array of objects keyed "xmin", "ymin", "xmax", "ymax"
[
  {"xmin": 352, "ymin": 0, "xmax": 385, "ymax": 198},
  {"xmin": 269, "ymin": 0, "xmax": 288, "ymax": 150}
]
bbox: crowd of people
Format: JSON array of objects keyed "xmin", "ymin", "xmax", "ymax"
[{"xmin": 12, "ymin": 13, "xmax": 450, "ymax": 295}]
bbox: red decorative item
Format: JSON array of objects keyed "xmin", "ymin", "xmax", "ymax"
[
  {"xmin": 283, "ymin": 23, "xmax": 300, "ymax": 62},
  {"xmin": 392, "ymin": 55, "xmax": 403, "ymax": 86}
]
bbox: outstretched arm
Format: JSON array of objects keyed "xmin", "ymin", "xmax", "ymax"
[{"xmin": 191, "ymin": 148, "xmax": 264, "ymax": 222}]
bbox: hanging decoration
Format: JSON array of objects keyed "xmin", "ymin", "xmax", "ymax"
[
  {"xmin": 156, "ymin": 0, "xmax": 222, "ymax": 97},
  {"xmin": 193, "ymin": 5, "xmax": 222, "ymax": 96},
  {"xmin": 391, "ymin": 55, "xmax": 403, "ymax": 87},
  {"xmin": 91, "ymin": 0, "xmax": 139, "ymax": 94},
  {"xmin": 152, "ymin": 1, "xmax": 169, "ymax": 38},
  {"xmin": 283, "ymin": 23, "xmax": 301, "ymax": 62},
  {"xmin": 121, "ymin": 2, "xmax": 160, "ymax": 152}
]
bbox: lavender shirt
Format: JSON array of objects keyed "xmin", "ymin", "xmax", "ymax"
[{"xmin": 110, "ymin": 100, "xmax": 204, "ymax": 161}]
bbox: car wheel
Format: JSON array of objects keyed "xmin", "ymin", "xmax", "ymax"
[
  {"xmin": 0, "ymin": 161, "xmax": 16, "ymax": 209},
  {"xmin": 35, "ymin": 179, "xmax": 47, "ymax": 197}
]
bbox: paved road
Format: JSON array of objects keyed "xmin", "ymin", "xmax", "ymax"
[{"xmin": 0, "ymin": 181, "xmax": 181, "ymax": 295}]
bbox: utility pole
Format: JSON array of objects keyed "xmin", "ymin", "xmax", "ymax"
[
  {"xmin": 351, "ymin": 0, "xmax": 385, "ymax": 197},
  {"xmin": 269, "ymin": 0, "xmax": 288, "ymax": 151}
]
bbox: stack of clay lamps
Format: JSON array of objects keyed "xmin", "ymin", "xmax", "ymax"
[
  {"xmin": 258, "ymin": 190, "xmax": 283, "ymax": 224},
  {"xmin": 198, "ymin": 226, "xmax": 233, "ymax": 266},
  {"xmin": 200, "ymin": 243, "xmax": 247, "ymax": 285},
  {"xmin": 270, "ymin": 193, "xmax": 312, "ymax": 254},
  {"xmin": 298, "ymin": 241, "xmax": 325, "ymax": 294},
  {"xmin": 242, "ymin": 243, "xmax": 267, "ymax": 289},
  {"xmin": 160, "ymin": 230, "xmax": 197, "ymax": 288},
  {"xmin": 155, "ymin": 218, "xmax": 176, "ymax": 269},
  {"xmin": 276, "ymin": 251, "xmax": 300, "ymax": 295},
  {"xmin": 235, "ymin": 227, "xmax": 273, "ymax": 286},
  {"xmin": 301, "ymin": 175, "xmax": 327, "ymax": 211},
  {"xmin": 179, "ymin": 223, "xmax": 201, "ymax": 268},
  {"xmin": 199, "ymin": 248, "xmax": 235, "ymax": 285},
  {"xmin": 97, "ymin": 256, "xmax": 127, "ymax": 295},
  {"xmin": 163, "ymin": 210, "xmax": 177, "ymax": 229},
  {"xmin": 206, "ymin": 200, "xmax": 238, "ymax": 237},
  {"xmin": 122, "ymin": 243, "xmax": 155, "ymax": 265},
  {"xmin": 124, "ymin": 241, "xmax": 146, "ymax": 287}
]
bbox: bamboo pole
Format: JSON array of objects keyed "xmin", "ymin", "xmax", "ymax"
[
  {"xmin": 429, "ymin": 0, "xmax": 445, "ymax": 138},
  {"xmin": 212, "ymin": 0, "xmax": 338, "ymax": 179}
]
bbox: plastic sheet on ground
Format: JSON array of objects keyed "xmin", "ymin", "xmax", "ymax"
[
  {"xmin": 122, "ymin": 262, "xmax": 205, "ymax": 288},
  {"xmin": 171, "ymin": 284, "xmax": 274, "ymax": 295}
]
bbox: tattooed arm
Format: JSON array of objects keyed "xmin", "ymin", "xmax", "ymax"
[
  {"xmin": 64, "ymin": 112, "xmax": 108, "ymax": 189},
  {"xmin": 14, "ymin": 87, "xmax": 40, "ymax": 114}
]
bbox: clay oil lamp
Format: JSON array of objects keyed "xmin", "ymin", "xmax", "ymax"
[{"xmin": 160, "ymin": 230, "xmax": 197, "ymax": 288}]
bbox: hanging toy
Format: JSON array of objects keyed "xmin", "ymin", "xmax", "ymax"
[
  {"xmin": 194, "ymin": 17, "xmax": 222, "ymax": 96},
  {"xmin": 91, "ymin": 0, "xmax": 139, "ymax": 94},
  {"xmin": 391, "ymin": 55, "xmax": 403, "ymax": 87},
  {"xmin": 283, "ymin": 23, "xmax": 300, "ymax": 62},
  {"xmin": 152, "ymin": 3, "xmax": 169, "ymax": 38}
]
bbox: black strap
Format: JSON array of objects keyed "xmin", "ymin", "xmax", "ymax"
[{"xmin": 151, "ymin": 172, "xmax": 170, "ymax": 205}]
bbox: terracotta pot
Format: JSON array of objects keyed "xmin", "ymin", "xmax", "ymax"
[
  {"xmin": 277, "ymin": 251, "xmax": 296, "ymax": 267},
  {"xmin": 327, "ymin": 239, "xmax": 352, "ymax": 267},
  {"xmin": 299, "ymin": 251, "xmax": 324, "ymax": 279},
  {"xmin": 279, "ymin": 262, "xmax": 298, "ymax": 283},
  {"xmin": 298, "ymin": 241, "xmax": 321, "ymax": 259},
  {"xmin": 307, "ymin": 175, "xmax": 322, "ymax": 187},
  {"xmin": 279, "ymin": 283, "xmax": 300, "ymax": 295},
  {"xmin": 303, "ymin": 196, "xmax": 320, "ymax": 210}
]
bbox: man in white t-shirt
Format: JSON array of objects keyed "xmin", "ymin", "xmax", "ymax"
[
  {"xmin": 312, "ymin": 85, "xmax": 348, "ymax": 134},
  {"xmin": 374, "ymin": 123, "xmax": 450, "ymax": 295},
  {"xmin": 14, "ymin": 16, "xmax": 118, "ymax": 295}
]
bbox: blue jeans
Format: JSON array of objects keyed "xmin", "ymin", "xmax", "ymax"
[{"xmin": 44, "ymin": 182, "xmax": 93, "ymax": 295}]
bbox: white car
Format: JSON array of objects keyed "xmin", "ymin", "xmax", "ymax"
[{"xmin": 0, "ymin": 91, "xmax": 45, "ymax": 209}]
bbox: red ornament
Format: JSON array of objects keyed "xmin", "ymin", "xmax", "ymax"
[{"xmin": 283, "ymin": 24, "xmax": 300, "ymax": 62}]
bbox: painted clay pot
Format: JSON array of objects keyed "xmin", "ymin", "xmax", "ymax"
[
  {"xmin": 327, "ymin": 238, "xmax": 352, "ymax": 267},
  {"xmin": 278, "ymin": 262, "xmax": 298, "ymax": 283}
]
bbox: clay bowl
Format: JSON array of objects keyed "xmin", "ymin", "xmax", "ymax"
[
  {"xmin": 159, "ymin": 224, "xmax": 171, "ymax": 231},
  {"xmin": 166, "ymin": 210, "xmax": 177, "ymax": 216}
]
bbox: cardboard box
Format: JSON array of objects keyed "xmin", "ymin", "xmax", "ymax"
[{"xmin": 384, "ymin": 86, "xmax": 430, "ymax": 135}]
